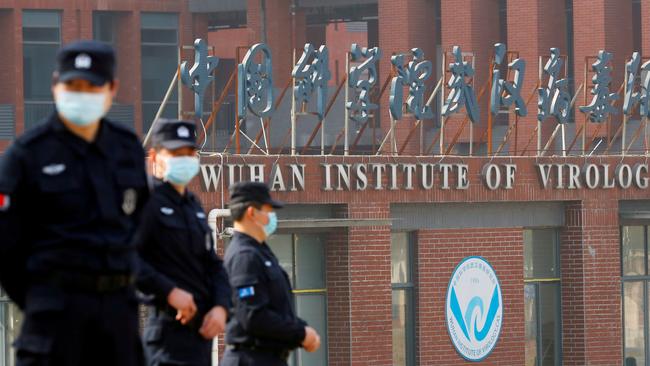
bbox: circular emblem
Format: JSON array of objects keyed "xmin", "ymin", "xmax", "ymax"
[
  {"xmin": 122, "ymin": 188, "xmax": 137, "ymax": 216},
  {"xmin": 446, "ymin": 256, "xmax": 503, "ymax": 362},
  {"xmin": 75, "ymin": 53, "xmax": 92, "ymax": 69},
  {"xmin": 177, "ymin": 126, "xmax": 190, "ymax": 138}
]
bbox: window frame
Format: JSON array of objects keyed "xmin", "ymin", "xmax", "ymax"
[
  {"xmin": 268, "ymin": 233, "xmax": 328, "ymax": 366},
  {"xmin": 390, "ymin": 231, "xmax": 417, "ymax": 366},
  {"xmin": 621, "ymin": 225, "xmax": 650, "ymax": 366},
  {"xmin": 523, "ymin": 227, "xmax": 562, "ymax": 366}
]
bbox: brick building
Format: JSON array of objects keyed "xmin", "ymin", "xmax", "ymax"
[{"xmin": 1, "ymin": 1, "xmax": 650, "ymax": 366}]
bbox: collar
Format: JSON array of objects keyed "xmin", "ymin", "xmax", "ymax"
[
  {"xmin": 49, "ymin": 112, "xmax": 111, "ymax": 157},
  {"xmin": 232, "ymin": 230, "xmax": 265, "ymax": 247},
  {"xmin": 155, "ymin": 178, "xmax": 189, "ymax": 206}
]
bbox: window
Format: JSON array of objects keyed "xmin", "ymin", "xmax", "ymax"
[
  {"xmin": 0, "ymin": 287, "xmax": 22, "ymax": 366},
  {"xmin": 267, "ymin": 233, "xmax": 327, "ymax": 366},
  {"xmin": 22, "ymin": 10, "xmax": 61, "ymax": 130},
  {"xmin": 141, "ymin": 12, "xmax": 179, "ymax": 133},
  {"xmin": 524, "ymin": 229, "xmax": 562, "ymax": 366},
  {"xmin": 391, "ymin": 232, "xmax": 415, "ymax": 366},
  {"xmin": 622, "ymin": 226, "xmax": 650, "ymax": 366},
  {"xmin": 93, "ymin": 11, "xmax": 117, "ymax": 46}
]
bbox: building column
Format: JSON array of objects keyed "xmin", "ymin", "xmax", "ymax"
[
  {"xmin": 561, "ymin": 199, "xmax": 621, "ymax": 365},
  {"xmin": 114, "ymin": 11, "xmax": 142, "ymax": 135},
  {"xmin": 325, "ymin": 229, "xmax": 351, "ymax": 366},
  {"xmin": 347, "ymin": 202, "xmax": 392, "ymax": 365},
  {"xmin": 246, "ymin": 0, "xmax": 306, "ymax": 89},
  {"xmin": 507, "ymin": 0, "xmax": 567, "ymax": 155},
  {"xmin": 440, "ymin": 0, "xmax": 500, "ymax": 154},
  {"xmin": 572, "ymin": 0, "xmax": 633, "ymax": 149},
  {"xmin": 377, "ymin": 0, "xmax": 437, "ymax": 155},
  {"xmin": 0, "ymin": 9, "xmax": 16, "ymax": 150}
]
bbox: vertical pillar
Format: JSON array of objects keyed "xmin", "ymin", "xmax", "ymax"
[
  {"xmin": 507, "ymin": 0, "xmax": 567, "ymax": 155},
  {"xmin": 348, "ymin": 202, "xmax": 392, "ymax": 365},
  {"xmin": 115, "ymin": 11, "xmax": 142, "ymax": 135},
  {"xmin": 326, "ymin": 230, "xmax": 351, "ymax": 366},
  {"xmin": 561, "ymin": 199, "xmax": 622, "ymax": 365},
  {"xmin": 572, "ymin": 0, "xmax": 633, "ymax": 149},
  {"xmin": 378, "ymin": 0, "xmax": 437, "ymax": 155},
  {"xmin": 246, "ymin": 0, "xmax": 306, "ymax": 89},
  {"xmin": 440, "ymin": 0, "xmax": 500, "ymax": 154}
]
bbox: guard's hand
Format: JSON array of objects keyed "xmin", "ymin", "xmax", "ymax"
[
  {"xmin": 199, "ymin": 306, "xmax": 227, "ymax": 339},
  {"xmin": 302, "ymin": 326, "xmax": 321, "ymax": 353},
  {"xmin": 167, "ymin": 288, "xmax": 197, "ymax": 325}
]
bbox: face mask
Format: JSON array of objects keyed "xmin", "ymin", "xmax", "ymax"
[
  {"xmin": 55, "ymin": 90, "xmax": 107, "ymax": 126},
  {"xmin": 262, "ymin": 212, "xmax": 278, "ymax": 237},
  {"xmin": 162, "ymin": 156, "xmax": 200, "ymax": 185}
]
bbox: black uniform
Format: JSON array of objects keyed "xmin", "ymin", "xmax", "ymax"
[
  {"xmin": 135, "ymin": 179, "xmax": 230, "ymax": 366},
  {"xmin": 222, "ymin": 231, "xmax": 307, "ymax": 366},
  {"xmin": 0, "ymin": 112, "xmax": 148, "ymax": 366}
]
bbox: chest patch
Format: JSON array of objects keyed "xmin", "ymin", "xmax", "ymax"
[
  {"xmin": 122, "ymin": 188, "xmax": 137, "ymax": 216},
  {"xmin": 42, "ymin": 164, "xmax": 66, "ymax": 176},
  {"xmin": 160, "ymin": 207, "xmax": 174, "ymax": 215},
  {"xmin": 0, "ymin": 193, "xmax": 10, "ymax": 211},
  {"xmin": 238, "ymin": 286, "xmax": 255, "ymax": 299}
]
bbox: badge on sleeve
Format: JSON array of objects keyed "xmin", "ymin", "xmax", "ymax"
[
  {"xmin": 238, "ymin": 286, "xmax": 255, "ymax": 299},
  {"xmin": 0, "ymin": 193, "xmax": 10, "ymax": 211},
  {"xmin": 122, "ymin": 188, "xmax": 137, "ymax": 216}
]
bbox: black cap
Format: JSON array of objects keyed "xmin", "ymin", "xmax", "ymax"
[
  {"xmin": 56, "ymin": 40, "xmax": 115, "ymax": 86},
  {"xmin": 229, "ymin": 182, "xmax": 284, "ymax": 209},
  {"xmin": 151, "ymin": 119, "xmax": 198, "ymax": 150}
]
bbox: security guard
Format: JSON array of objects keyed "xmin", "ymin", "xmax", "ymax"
[
  {"xmin": 221, "ymin": 182, "xmax": 321, "ymax": 366},
  {"xmin": 0, "ymin": 40, "xmax": 147, "ymax": 365},
  {"xmin": 135, "ymin": 119, "xmax": 230, "ymax": 366}
]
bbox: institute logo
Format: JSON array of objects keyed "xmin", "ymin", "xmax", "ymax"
[{"xmin": 446, "ymin": 256, "xmax": 503, "ymax": 362}]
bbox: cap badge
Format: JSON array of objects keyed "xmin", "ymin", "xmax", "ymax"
[
  {"xmin": 177, "ymin": 126, "xmax": 190, "ymax": 138},
  {"xmin": 74, "ymin": 53, "xmax": 92, "ymax": 69}
]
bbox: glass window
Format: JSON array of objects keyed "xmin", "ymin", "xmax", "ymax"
[
  {"xmin": 267, "ymin": 233, "xmax": 327, "ymax": 366},
  {"xmin": 524, "ymin": 229, "xmax": 559, "ymax": 279},
  {"xmin": 295, "ymin": 235, "xmax": 325, "ymax": 289},
  {"xmin": 22, "ymin": 10, "xmax": 60, "ymax": 130},
  {"xmin": 391, "ymin": 232, "xmax": 415, "ymax": 366},
  {"xmin": 524, "ymin": 229, "xmax": 561, "ymax": 366},
  {"xmin": 623, "ymin": 226, "xmax": 646, "ymax": 276},
  {"xmin": 93, "ymin": 12, "xmax": 117, "ymax": 45},
  {"xmin": 624, "ymin": 281, "xmax": 645, "ymax": 366},
  {"xmin": 621, "ymin": 225, "xmax": 650, "ymax": 365},
  {"xmin": 140, "ymin": 12, "xmax": 179, "ymax": 132},
  {"xmin": 0, "ymin": 287, "xmax": 22, "ymax": 366}
]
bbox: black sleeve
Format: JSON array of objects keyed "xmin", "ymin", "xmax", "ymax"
[
  {"xmin": 229, "ymin": 250, "xmax": 306, "ymax": 347},
  {"xmin": 133, "ymin": 200, "xmax": 176, "ymax": 300},
  {"xmin": 0, "ymin": 144, "xmax": 28, "ymax": 308}
]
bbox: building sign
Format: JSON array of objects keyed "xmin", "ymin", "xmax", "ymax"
[
  {"xmin": 446, "ymin": 256, "xmax": 503, "ymax": 362},
  {"xmin": 199, "ymin": 161, "xmax": 650, "ymax": 192}
]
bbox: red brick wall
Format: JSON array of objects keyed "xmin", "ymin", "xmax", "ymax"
[
  {"xmin": 572, "ymin": 0, "xmax": 634, "ymax": 143},
  {"xmin": 507, "ymin": 0, "xmax": 567, "ymax": 155},
  {"xmin": 417, "ymin": 228, "xmax": 525, "ymax": 365},
  {"xmin": 325, "ymin": 230, "xmax": 351, "ymax": 366},
  {"xmin": 561, "ymin": 200, "xmax": 622, "ymax": 365},
  {"xmin": 348, "ymin": 202, "xmax": 393, "ymax": 365},
  {"xmin": 378, "ymin": 0, "xmax": 438, "ymax": 155},
  {"xmin": 440, "ymin": 0, "xmax": 501, "ymax": 149}
]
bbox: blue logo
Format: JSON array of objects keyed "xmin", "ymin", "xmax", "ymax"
[{"xmin": 446, "ymin": 256, "xmax": 503, "ymax": 362}]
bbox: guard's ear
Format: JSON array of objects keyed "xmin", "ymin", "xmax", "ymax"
[{"xmin": 246, "ymin": 205, "xmax": 257, "ymax": 219}]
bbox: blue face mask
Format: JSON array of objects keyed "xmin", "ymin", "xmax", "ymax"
[
  {"xmin": 55, "ymin": 90, "xmax": 107, "ymax": 126},
  {"xmin": 163, "ymin": 156, "xmax": 200, "ymax": 185},
  {"xmin": 260, "ymin": 211, "xmax": 278, "ymax": 237}
]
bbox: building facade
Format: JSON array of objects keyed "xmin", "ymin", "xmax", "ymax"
[{"xmin": 2, "ymin": 1, "xmax": 650, "ymax": 366}]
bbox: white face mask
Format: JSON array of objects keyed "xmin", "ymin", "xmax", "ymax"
[{"xmin": 55, "ymin": 90, "xmax": 107, "ymax": 126}]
